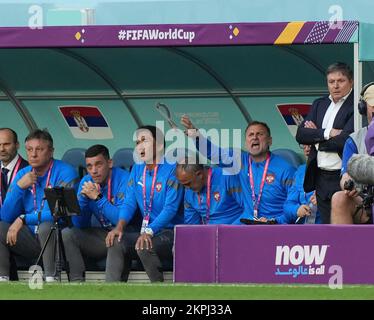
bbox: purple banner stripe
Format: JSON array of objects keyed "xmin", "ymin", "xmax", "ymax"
[
  {"xmin": 293, "ymin": 22, "xmax": 316, "ymax": 43},
  {"xmin": 335, "ymin": 21, "xmax": 358, "ymax": 43},
  {"xmin": 0, "ymin": 21, "xmax": 357, "ymax": 48}
]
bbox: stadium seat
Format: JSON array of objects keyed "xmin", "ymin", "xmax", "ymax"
[
  {"xmin": 61, "ymin": 148, "xmax": 87, "ymax": 179},
  {"xmin": 272, "ymin": 148, "xmax": 303, "ymax": 168},
  {"xmin": 113, "ymin": 148, "xmax": 135, "ymax": 170}
]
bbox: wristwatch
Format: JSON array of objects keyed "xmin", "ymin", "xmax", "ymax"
[
  {"xmin": 144, "ymin": 227, "xmax": 154, "ymax": 237},
  {"xmin": 18, "ymin": 214, "xmax": 26, "ymax": 225},
  {"xmin": 94, "ymin": 193, "xmax": 104, "ymax": 202}
]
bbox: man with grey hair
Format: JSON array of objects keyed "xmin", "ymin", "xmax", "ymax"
[
  {"xmin": 331, "ymin": 83, "xmax": 374, "ymax": 224},
  {"xmin": 0, "ymin": 129, "xmax": 78, "ymax": 282}
]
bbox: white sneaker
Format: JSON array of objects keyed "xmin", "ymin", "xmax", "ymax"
[
  {"xmin": 45, "ymin": 276, "xmax": 58, "ymax": 283},
  {"xmin": 0, "ymin": 276, "xmax": 9, "ymax": 282}
]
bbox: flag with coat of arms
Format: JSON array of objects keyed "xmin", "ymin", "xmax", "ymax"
[{"xmin": 59, "ymin": 105, "xmax": 113, "ymax": 139}]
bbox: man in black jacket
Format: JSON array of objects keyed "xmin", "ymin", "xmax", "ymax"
[
  {"xmin": 296, "ymin": 62, "xmax": 354, "ymax": 224},
  {"xmin": 0, "ymin": 128, "xmax": 28, "ymax": 280}
]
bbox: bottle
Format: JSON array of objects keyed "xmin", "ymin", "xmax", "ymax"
[{"xmin": 305, "ymin": 203, "xmax": 317, "ymax": 224}]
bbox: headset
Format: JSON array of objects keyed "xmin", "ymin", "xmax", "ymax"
[{"xmin": 359, "ymin": 82, "xmax": 374, "ymax": 115}]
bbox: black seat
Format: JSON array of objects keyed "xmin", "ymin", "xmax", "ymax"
[
  {"xmin": 61, "ymin": 148, "xmax": 87, "ymax": 178},
  {"xmin": 113, "ymin": 148, "xmax": 135, "ymax": 171}
]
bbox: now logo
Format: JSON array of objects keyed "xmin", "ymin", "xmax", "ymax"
[{"xmin": 275, "ymin": 245, "xmax": 329, "ymax": 266}]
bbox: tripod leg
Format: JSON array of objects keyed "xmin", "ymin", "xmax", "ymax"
[
  {"xmin": 34, "ymin": 226, "xmax": 55, "ymax": 279},
  {"xmin": 54, "ymin": 224, "xmax": 71, "ymax": 282},
  {"xmin": 54, "ymin": 223, "xmax": 63, "ymax": 282},
  {"xmin": 57, "ymin": 227, "xmax": 70, "ymax": 282}
]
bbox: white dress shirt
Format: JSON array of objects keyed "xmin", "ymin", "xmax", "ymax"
[
  {"xmin": 1, "ymin": 154, "xmax": 20, "ymax": 184},
  {"xmin": 317, "ymin": 90, "xmax": 351, "ymax": 170}
]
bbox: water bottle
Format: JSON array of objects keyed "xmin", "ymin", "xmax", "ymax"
[{"xmin": 305, "ymin": 203, "xmax": 317, "ymax": 224}]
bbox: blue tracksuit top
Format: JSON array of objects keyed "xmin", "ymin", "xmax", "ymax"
[
  {"xmin": 0, "ymin": 159, "xmax": 78, "ymax": 225},
  {"xmin": 195, "ymin": 135, "xmax": 295, "ymax": 223},
  {"xmin": 283, "ymin": 164, "xmax": 321, "ymax": 224},
  {"xmin": 184, "ymin": 167, "xmax": 244, "ymax": 225},
  {"xmin": 72, "ymin": 167, "xmax": 130, "ymax": 228},
  {"xmin": 119, "ymin": 161, "xmax": 184, "ymax": 235}
]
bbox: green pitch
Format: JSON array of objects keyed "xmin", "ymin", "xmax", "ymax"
[{"xmin": 1, "ymin": 282, "xmax": 374, "ymax": 300}]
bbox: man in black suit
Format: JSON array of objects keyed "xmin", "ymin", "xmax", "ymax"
[
  {"xmin": 0, "ymin": 127, "xmax": 28, "ymax": 281},
  {"xmin": 296, "ymin": 62, "xmax": 354, "ymax": 224}
]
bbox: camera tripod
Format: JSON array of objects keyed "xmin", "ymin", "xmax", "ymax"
[{"xmin": 34, "ymin": 198, "xmax": 70, "ymax": 282}]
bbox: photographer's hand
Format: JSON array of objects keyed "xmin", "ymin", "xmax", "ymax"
[
  {"xmin": 81, "ymin": 181, "xmax": 100, "ymax": 200},
  {"xmin": 345, "ymin": 188, "xmax": 360, "ymax": 198},
  {"xmin": 17, "ymin": 172, "xmax": 37, "ymax": 189}
]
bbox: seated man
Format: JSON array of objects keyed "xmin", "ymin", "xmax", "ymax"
[
  {"xmin": 181, "ymin": 117, "xmax": 295, "ymax": 224},
  {"xmin": 331, "ymin": 83, "xmax": 374, "ymax": 224},
  {"xmin": 283, "ymin": 145, "xmax": 321, "ymax": 224},
  {"xmin": 105, "ymin": 125, "xmax": 184, "ymax": 282},
  {"xmin": 0, "ymin": 128, "xmax": 29, "ymax": 280},
  {"xmin": 0, "ymin": 129, "xmax": 78, "ymax": 282},
  {"xmin": 176, "ymin": 158, "xmax": 244, "ymax": 225},
  {"xmin": 62, "ymin": 144, "xmax": 130, "ymax": 281}
]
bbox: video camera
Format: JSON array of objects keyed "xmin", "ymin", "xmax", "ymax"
[
  {"xmin": 344, "ymin": 178, "xmax": 374, "ymax": 211},
  {"xmin": 346, "ymin": 153, "xmax": 374, "ymax": 211}
]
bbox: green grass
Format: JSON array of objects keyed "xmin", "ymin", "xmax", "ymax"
[{"xmin": 1, "ymin": 282, "xmax": 374, "ymax": 300}]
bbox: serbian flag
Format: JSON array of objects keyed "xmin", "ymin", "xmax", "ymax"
[
  {"xmin": 59, "ymin": 106, "xmax": 113, "ymax": 139},
  {"xmin": 276, "ymin": 103, "xmax": 311, "ymax": 137}
]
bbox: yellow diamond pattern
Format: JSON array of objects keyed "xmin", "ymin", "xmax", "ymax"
[
  {"xmin": 75, "ymin": 32, "xmax": 81, "ymax": 41},
  {"xmin": 233, "ymin": 27, "xmax": 239, "ymax": 36}
]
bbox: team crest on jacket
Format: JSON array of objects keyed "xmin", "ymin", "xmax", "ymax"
[
  {"xmin": 265, "ymin": 173, "xmax": 275, "ymax": 184},
  {"xmin": 213, "ymin": 192, "xmax": 220, "ymax": 202},
  {"xmin": 156, "ymin": 182, "xmax": 162, "ymax": 192}
]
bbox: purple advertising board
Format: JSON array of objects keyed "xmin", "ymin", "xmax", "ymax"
[
  {"xmin": 174, "ymin": 225, "xmax": 217, "ymax": 283},
  {"xmin": 0, "ymin": 21, "xmax": 357, "ymax": 48},
  {"xmin": 174, "ymin": 225, "xmax": 374, "ymax": 284}
]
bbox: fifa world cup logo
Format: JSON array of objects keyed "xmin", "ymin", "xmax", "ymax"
[{"xmin": 71, "ymin": 110, "xmax": 89, "ymax": 132}]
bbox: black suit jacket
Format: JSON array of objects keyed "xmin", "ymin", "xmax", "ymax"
[
  {"xmin": 1, "ymin": 155, "xmax": 28, "ymax": 200},
  {"xmin": 296, "ymin": 91, "xmax": 354, "ymax": 192}
]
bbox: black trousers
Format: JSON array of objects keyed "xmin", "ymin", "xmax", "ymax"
[{"xmin": 315, "ymin": 169, "xmax": 341, "ymax": 224}]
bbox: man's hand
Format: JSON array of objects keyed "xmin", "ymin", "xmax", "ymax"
[
  {"xmin": 304, "ymin": 121, "xmax": 317, "ymax": 129},
  {"xmin": 17, "ymin": 172, "xmax": 37, "ymax": 189},
  {"xmin": 310, "ymin": 192, "xmax": 317, "ymax": 206},
  {"xmin": 81, "ymin": 181, "xmax": 100, "ymax": 200},
  {"xmin": 329, "ymin": 128, "xmax": 342, "ymax": 138},
  {"xmin": 344, "ymin": 188, "xmax": 360, "ymax": 198},
  {"xmin": 180, "ymin": 115, "xmax": 199, "ymax": 138},
  {"xmin": 6, "ymin": 218, "xmax": 23, "ymax": 246},
  {"xmin": 297, "ymin": 205, "xmax": 311, "ymax": 218},
  {"xmin": 105, "ymin": 228, "xmax": 123, "ymax": 247},
  {"xmin": 135, "ymin": 233, "xmax": 153, "ymax": 251},
  {"xmin": 256, "ymin": 216, "xmax": 268, "ymax": 223}
]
